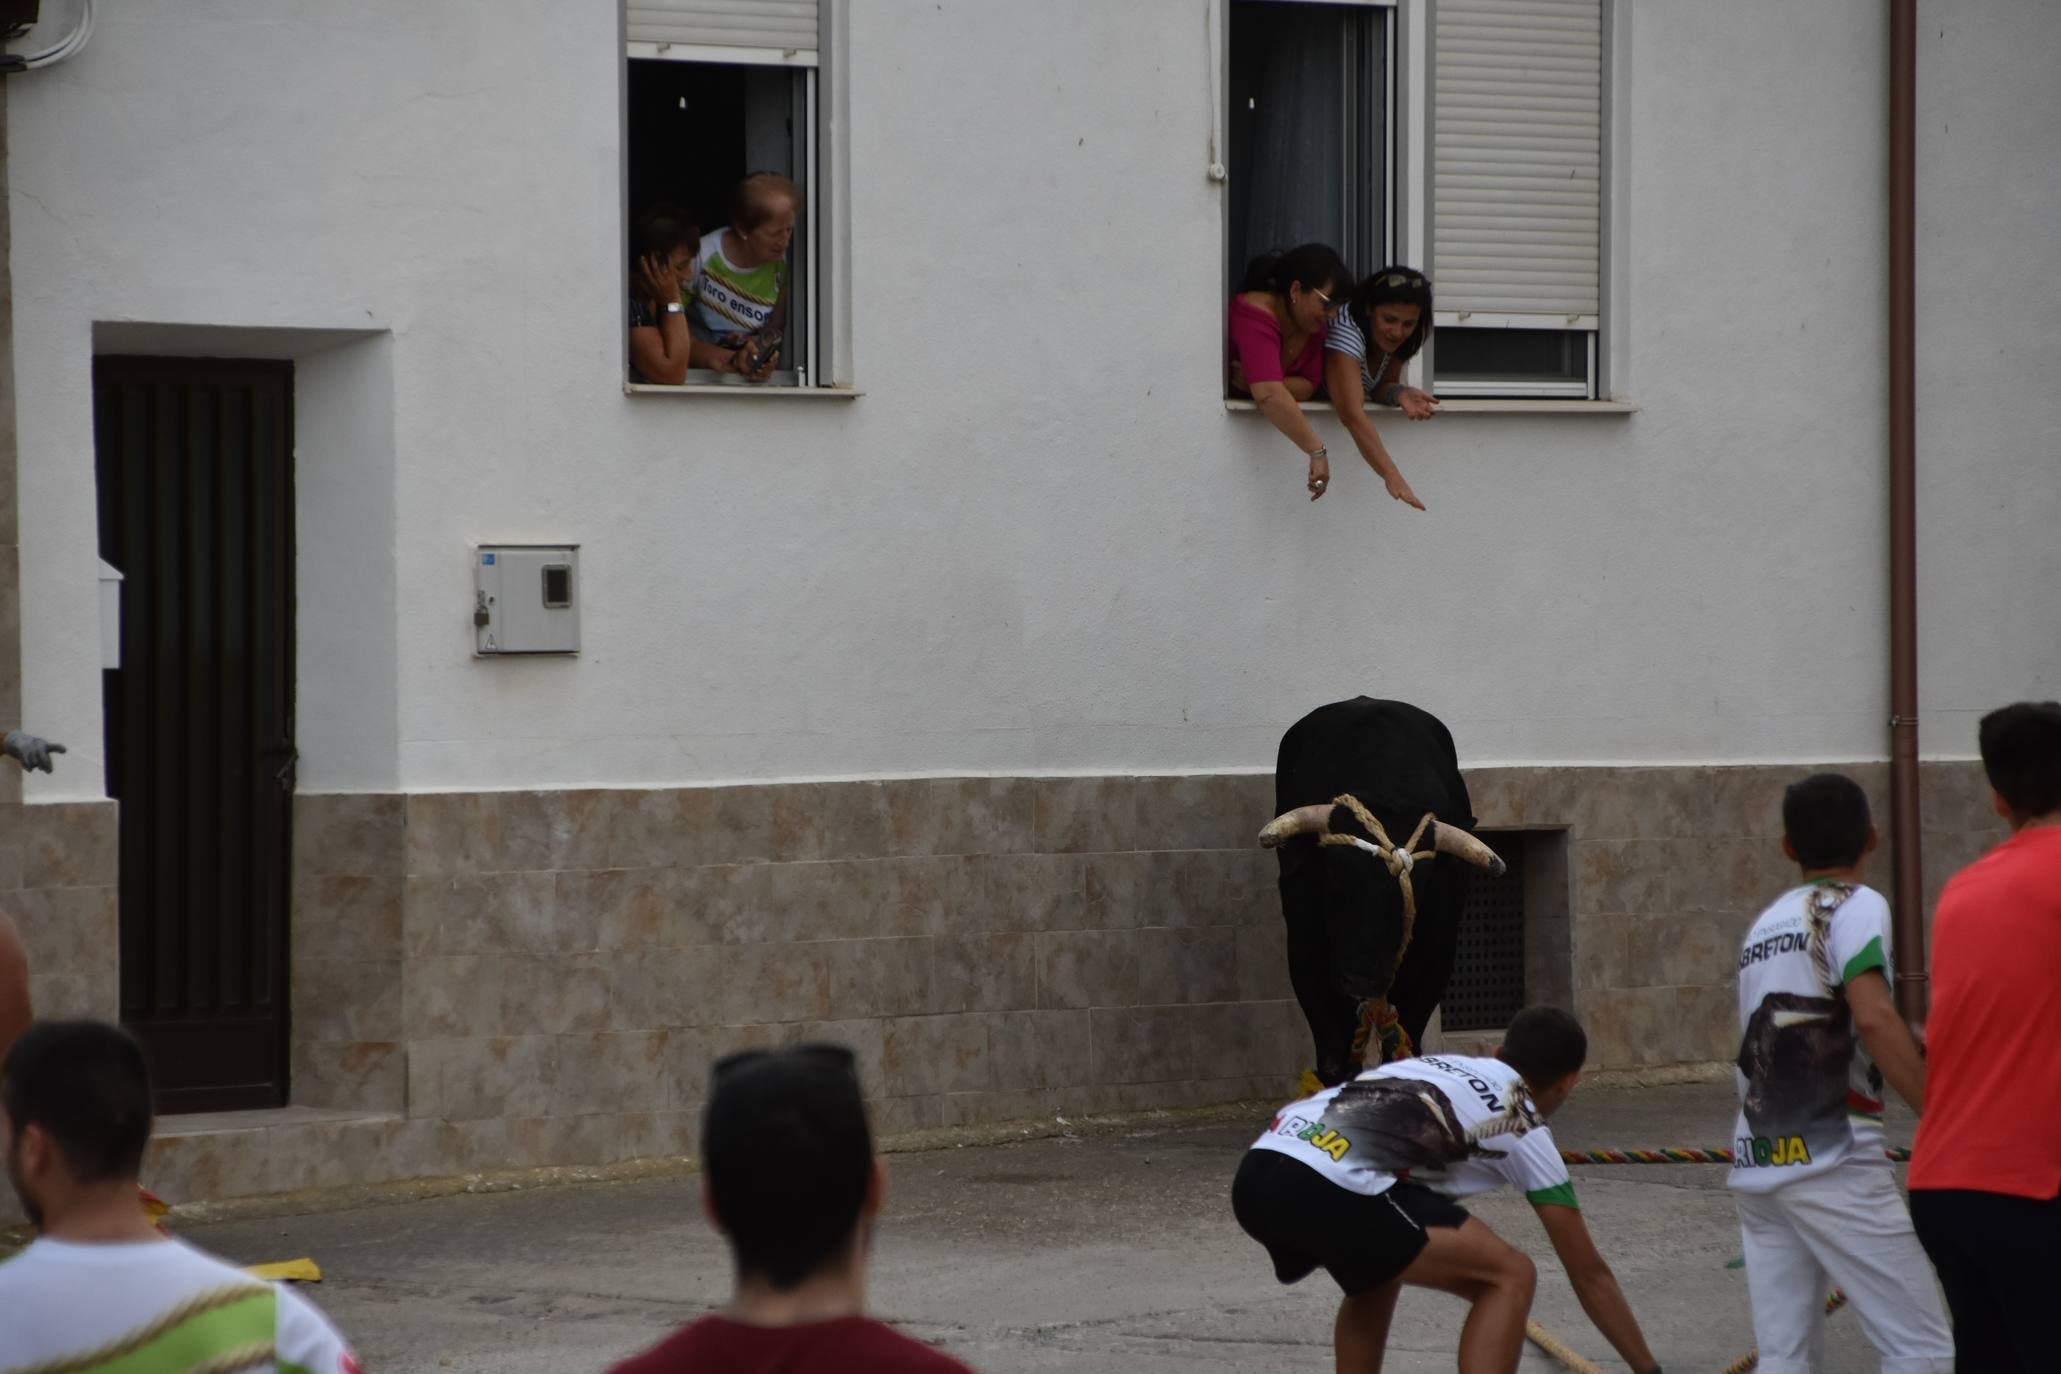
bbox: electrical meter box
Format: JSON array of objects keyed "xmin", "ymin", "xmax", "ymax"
[{"xmin": 474, "ymin": 545, "xmax": 579, "ymax": 655}]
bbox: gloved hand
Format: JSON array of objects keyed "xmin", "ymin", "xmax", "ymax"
[{"xmin": 3, "ymin": 730, "xmax": 65, "ymax": 773}]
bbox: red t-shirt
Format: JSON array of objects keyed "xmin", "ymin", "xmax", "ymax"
[
  {"xmin": 609, "ymin": 1315, "xmax": 977, "ymax": 1374},
  {"xmin": 1909, "ymin": 824, "xmax": 2061, "ymax": 1198},
  {"xmin": 1226, "ymin": 296, "xmax": 1327, "ymax": 393}
]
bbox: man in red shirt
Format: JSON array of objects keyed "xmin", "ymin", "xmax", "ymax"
[
  {"xmin": 609, "ymin": 1043, "xmax": 977, "ymax": 1374},
  {"xmin": 1908, "ymin": 701, "xmax": 2061, "ymax": 1373}
]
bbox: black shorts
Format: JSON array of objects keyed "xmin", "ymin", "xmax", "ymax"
[{"xmin": 1232, "ymin": 1148, "xmax": 1470, "ymax": 1296}]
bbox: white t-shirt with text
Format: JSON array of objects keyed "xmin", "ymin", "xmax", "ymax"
[
  {"xmin": 1729, "ymin": 881, "xmax": 1894, "ymax": 1194},
  {"xmin": 1250, "ymin": 1053, "xmax": 1577, "ymax": 1207}
]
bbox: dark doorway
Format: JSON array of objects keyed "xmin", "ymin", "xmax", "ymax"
[{"xmin": 94, "ymin": 357, "xmax": 296, "ymax": 1114}]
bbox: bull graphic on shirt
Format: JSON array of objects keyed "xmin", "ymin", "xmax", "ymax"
[
  {"xmin": 1735, "ymin": 990, "xmax": 1856, "ymax": 1145},
  {"xmin": 1327, "ymin": 1076, "xmax": 1542, "ymax": 1173}
]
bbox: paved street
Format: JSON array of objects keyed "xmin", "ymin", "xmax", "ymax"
[{"xmin": 178, "ymin": 1079, "xmax": 1927, "ymax": 1372}]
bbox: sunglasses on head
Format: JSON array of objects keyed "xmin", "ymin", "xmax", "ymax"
[
  {"xmin": 1378, "ymin": 271, "xmax": 1429, "ymax": 291},
  {"xmin": 712, "ymin": 1042, "xmax": 859, "ymax": 1083}
]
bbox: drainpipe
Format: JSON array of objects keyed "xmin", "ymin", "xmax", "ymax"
[
  {"xmin": 1888, "ymin": 0, "xmax": 1926, "ymax": 1022},
  {"xmin": 0, "ymin": 87, "xmax": 20, "ymax": 820}
]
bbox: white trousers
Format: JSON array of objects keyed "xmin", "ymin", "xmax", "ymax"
[{"xmin": 1733, "ymin": 1161, "xmax": 1953, "ymax": 1374}]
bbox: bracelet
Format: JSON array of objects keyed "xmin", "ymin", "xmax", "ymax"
[{"xmin": 1308, "ymin": 446, "xmax": 1328, "ymax": 461}]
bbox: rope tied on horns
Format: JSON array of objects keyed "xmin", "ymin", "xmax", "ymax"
[
  {"xmin": 1319, "ymin": 795, "xmax": 1440, "ymax": 1068},
  {"xmin": 1318, "ymin": 795, "xmax": 1440, "ymax": 959}
]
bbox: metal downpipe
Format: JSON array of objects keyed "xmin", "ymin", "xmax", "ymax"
[{"xmin": 1888, "ymin": 0, "xmax": 1926, "ymax": 1022}]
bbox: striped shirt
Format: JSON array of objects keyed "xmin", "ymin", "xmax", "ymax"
[
  {"xmin": 1325, "ymin": 310, "xmax": 1398, "ymax": 400},
  {"xmin": 0, "ymin": 1237, "xmax": 356, "ymax": 1374}
]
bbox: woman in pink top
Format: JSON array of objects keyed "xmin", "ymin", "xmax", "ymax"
[{"xmin": 1227, "ymin": 244, "xmax": 1351, "ymax": 500}]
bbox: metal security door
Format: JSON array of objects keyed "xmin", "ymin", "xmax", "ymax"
[
  {"xmin": 1442, "ymin": 842, "xmax": 1527, "ymax": 1033},
  {"xmin": 94, "ymin": 358, "xmax": 296, "ymax": 1113}
]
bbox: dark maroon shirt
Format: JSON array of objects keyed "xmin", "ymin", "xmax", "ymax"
[{"xmin": 609, "ymin": 1315, "xmax": 977, "ymax": 1374}]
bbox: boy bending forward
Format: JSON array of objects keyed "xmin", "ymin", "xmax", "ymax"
[{"xmin": 1232, "ymin": 1006, "xmax": 1662, "ymax": 1374}]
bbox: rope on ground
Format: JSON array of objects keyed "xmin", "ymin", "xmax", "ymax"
[
  {"xmin": 1560, "ymin": 1147, "xmax": 1911, "ymax": 1165},
  {"xmin": 1714, "ymin": 1291, "xmax": 1848, "ymax": 1374},
  {"xmin": 1524, "ymin": 1318, "xmax": 1608, "ymax": 1374}
]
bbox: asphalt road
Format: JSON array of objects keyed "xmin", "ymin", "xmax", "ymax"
[{"xmin": 184, "ymin": 1081, "xmax": 1925, "ymax": 1373}]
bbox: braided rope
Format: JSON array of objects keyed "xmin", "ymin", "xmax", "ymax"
[
  {"xmin": 5, "ymin": 1285, "xmax": 272, "ymax": 1374},
  {"xmin": 1321, "ymin": 798, "xmax": 1436, "ymax": 1074},
  {"xmin": 1559, "ymin": 1147, "xmax": 1912, "ymax": 1165},
  {"xmin": 1470, "ymin": 1093, "xmax": 1545, "ymax": 1146},
  {"xmin": 1320, "ymin": 798, "xmax": 1436, "ymax": 945},
  {"xmin": 1803, "ymin": 882, "xmax": 1857, "ymax": 995},
  {"xmin": 1524, "ymin": 1318, "xmax": 1608, "ymax": 1374},
  {"xmin": 1715, "ymin": 1291, "xmax": 1849, "ymax": 1374}
]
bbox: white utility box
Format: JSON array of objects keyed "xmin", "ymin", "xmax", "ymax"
[{"xmin": 473, "ymin": 545, "xmax": 579, "ymax": 655}]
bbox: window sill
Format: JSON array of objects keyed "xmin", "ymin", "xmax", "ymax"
[
  {"xmin": 625, "ymin": 382, "xmax": 863, "ymax": 400},
  {"xmin": 1224, "ymin": 397, "xmax": 1638, "ymax": 416}
]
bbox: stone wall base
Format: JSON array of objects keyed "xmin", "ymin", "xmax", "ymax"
[{"xmin": 1, "ymin": 761, "xmax": 1999, "ymax": 1211}]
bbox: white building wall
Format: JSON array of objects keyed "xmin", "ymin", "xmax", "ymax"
[{"xmin": 7, "ymin": 0, "xmax": 2058, "ymax": 802}]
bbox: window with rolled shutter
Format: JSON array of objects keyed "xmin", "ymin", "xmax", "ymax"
[
  {"xmin": 627, "ymin": 1, "xmax": 819, "ymax": 63},
  {"xmin": 1430, "ymin": 0, "xmax": 1603, "ymax": 397},
  {"xmin": 625, "ymin": 1, "xmax": 826, "ymax": 387}
]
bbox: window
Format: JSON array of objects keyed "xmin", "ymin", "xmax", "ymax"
[
  {"xmin": 626, "ymin": 2, "xmax": 823, "ymax": 387},
  {"xmin": 1428, "ymin": 0, "xmax": 1604, "ymax": 399},
  {"xmin": 1224, "ymin": 0, "xmax": 1394, "ymax": 301}
]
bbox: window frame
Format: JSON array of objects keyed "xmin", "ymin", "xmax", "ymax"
[
  {"xmin": 1217, "ymin": 0, "xmax": 1401, "ymax": 317},
  {"xmin": 620, "ymin": 2, "xmax": 852, "ymax": 395},
  {"xmin": 1421, "ymin": 0, "xmax": 1616, "ymax": 402},
  {"xmin": 1427, "ymin": 319, "xmax": 1599, "ymax": 401}
]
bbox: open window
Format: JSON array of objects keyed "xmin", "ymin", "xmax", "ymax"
[
  {"xmin": 1224, "ymin": 0, "xmax": 1395, "ymax": 303},
  {"xmin": 626, "ymin": 3, "xmax": 822, "ymax": 388},
  {"xmin": 1427, "ymin": 0, "xmax": 1604, "ymax": 399}
]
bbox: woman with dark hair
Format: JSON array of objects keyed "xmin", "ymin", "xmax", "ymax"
[
  {"xmin": 1228, "ymin": 243, "xmax": 1352, "ymax": 500},
  {"xmin": 1324, "ymin": 266, "xmax": 1439, "ymax": 511},
  {"xmin": 628, "ymin": 205, "xmax": 702, "ymax": 385}
]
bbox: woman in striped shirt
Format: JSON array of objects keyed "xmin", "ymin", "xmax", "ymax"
[{"xmin": 1324, "ymin": 267, "xmax": 1438, "ymax": 511}]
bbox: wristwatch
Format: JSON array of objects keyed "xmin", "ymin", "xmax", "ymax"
[{"xmin": 663, "ymin": 301, "xmax": 684, "ymax": 315}]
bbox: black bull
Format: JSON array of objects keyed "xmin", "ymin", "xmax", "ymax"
[{"xmin": 1270, "ymin": 698, "xmax": 1497, "ymax": 1085}]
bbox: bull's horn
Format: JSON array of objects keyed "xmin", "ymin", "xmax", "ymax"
[
  {"xmin": 1258, "ymin": 804, "xmax": 1335, "ymax": 848},
  {"xmin": 1433, "ymin": 821, "xmax": 1507, "ymax": 876}
]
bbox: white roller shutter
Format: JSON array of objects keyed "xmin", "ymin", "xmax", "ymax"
[
  {"xmin": 1433, "ymin": 0, "xmax": 1601, "ymax": 318},
  {"xmin": 627, "ymin": 2, "xmax": 819, "ymax": 60}
]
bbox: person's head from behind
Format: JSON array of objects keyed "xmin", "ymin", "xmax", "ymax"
[
  {"xmin": 729, "ymin": 173, "xmax": 799, "ymax": 268},
  {"xmin": 1241, "ymin": 243, "xmax": 1352, "ymax": 335},
  {"xmin": 632, "ymin": 205, "xmax": 702, "ymax": 295},
  {"xmin": 2, "ymin": 1020, "xmax": 153, "ymax": 1229},
  {"xmin": 1350, "ymin": 266, "xmax": 1433, "ymax": 361},
  {"xmin": 1978, "ymin": 701, "xmax": 2061, "ymax": 828},
  {"xmin": 1781, "ymin": 772, "xmax": 1876, "ymax": 873},
  {"xmin": 1496, "ymin": 1006, "xmax": 1587, "ymax": 1115},
  {"xmin": 701, "ymin": 1043, "xmax": 878, "ymax": 1292}
]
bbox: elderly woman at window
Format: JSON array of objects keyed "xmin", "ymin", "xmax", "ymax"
[
  {"xmin": 688, "ymin": 172, "xmax": 798, "ymax": 383},
  {"xmin": 1227, "ymin": 244, "xmax": 1352, "ymax": 500},
  {"xmin": 1324, "ymin": 266, "xmax": 1439, "ymax": 511},
  {"xmin": 628, "ymin": 206, "xmax": 701, "ymax": 385}
]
